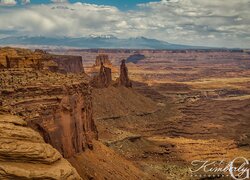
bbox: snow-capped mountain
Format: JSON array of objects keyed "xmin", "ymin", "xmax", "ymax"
[{"xmin": 0, "ymin": 35, "xmax": 211, "ymax": 49}]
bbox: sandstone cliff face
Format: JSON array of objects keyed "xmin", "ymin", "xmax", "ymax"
[
  {"xmin": 0, "ymin": 114, "xmax": 82, "ymax": 179},
  {"xmin": 51, "ymin": 55, "xmax": 84, "ymax": 74},
  {"xmin": 0, "ymin": 47, "xmax": 84, "ymax": 74},
  {"xmin": 0, "ymin": 69, "xmax": 97, "ymax": 158},
  {"xmin": 91, "ymin": 63, "xmax": 112, "ymax": 88},
  {"xmin": 118, "ymin": 59, "xmax": 132, "ymax": 88}
]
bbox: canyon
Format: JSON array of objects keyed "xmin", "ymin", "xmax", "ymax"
[
  {"xmin": 1, "ymin": 47, "xmax": 250, "ymax": 179},
  {"xmin": 51, "ymin": 48, "xmax": 250, "ymax": 179},
  {"xmin": 0, "ymin": 47, "xmax": 153, "ymax": 179}
]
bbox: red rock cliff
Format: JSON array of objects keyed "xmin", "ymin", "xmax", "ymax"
[
  {"xmin": 0, "ymin": 47, "xmax": 84, "ymax": 74},
  {"xmin": 0, "ymin": 66, "xmax": 97, "ymax": 158},
  {"xmin": 0, "ymin": 114, "xmax": 82, "ymax": 179},
  {"xmin": 51, "ymin": 55, "xmax": 84, "ymax": 74}
]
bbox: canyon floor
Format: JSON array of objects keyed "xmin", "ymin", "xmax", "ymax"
[{"xmin": 52, "ymin": 49, "xmax": 250, "ymax": 179}]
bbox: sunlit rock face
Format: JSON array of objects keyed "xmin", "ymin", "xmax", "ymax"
[
  {"xmin": 0, "ymin": 47, "xmax": 84, "ymax": 74},
  {"xmin": 0, "ymin": 114, "xmax": 82, "ymax": 180},
  {"xmin": 0, "ymin": 47, "xmax": 98, "ymax": 158}
]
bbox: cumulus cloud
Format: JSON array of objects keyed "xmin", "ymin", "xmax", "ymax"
[
  {"xmin": 0, "ymin": 0, "xmax": 249, "ymax": 48},
  {"xmin": 0, "ymin": 0, "xmax": 17, "ymax": 6},
  {"xmin": 0, "ymin": 0, "xmax": 30, "ymax": 5},
  {"xmin": 136, "ymin": 0, "xmax": 250, "ymax": 47}
]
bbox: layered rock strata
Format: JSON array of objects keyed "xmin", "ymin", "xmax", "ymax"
[
  {"xmin": 0, "ymin": 69, "xmax": 97, "ymax": 158},
  {"xmin": 51, "ymin": 54, "xmax": 84, "ymax": 74},
  {"xmin": 0, "ymin": 114, "xmax": 82, "ymax": 179},
  {"xmin": 0, "ymin": 47, "xmax": 84, "ymax": 74}
]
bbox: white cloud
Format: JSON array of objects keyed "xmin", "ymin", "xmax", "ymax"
[
  {"xmin": 0, "ymin": 0, "xmax": 30, "ymax": 5},
  {"xmin": 136, "ymin": 0, "xmax": 250, "ymax": 47},
  {"xmin": 0, "ymin": 0, "xmax": 17, "ymax": 6},
  {"xmin": 51, "ymin": 0, "xmax": 68, "ymax": 3},
  {"xmin": 0, "ymin": 0, "xmax": 249, "ymax": 48}
]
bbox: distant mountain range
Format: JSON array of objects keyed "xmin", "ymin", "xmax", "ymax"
[{"xmin": 0, "ymin": 36, "xmax": 215, "ymax": 49}]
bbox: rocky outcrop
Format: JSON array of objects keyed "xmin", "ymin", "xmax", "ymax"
[
  {"xmin": 0, "ymin": 114, "xmax": 82, "ymax": 179},
  {"xmin": 90, "ymin": 59, "xmax": 132, "ymax": 88},
  {"xmin": 94, "ymin": 54, "xmax": 112, "ymax": 67},
  {"xmin": 0, "ymin": 47, "xmax": 56, "ymax": 70},
  {"xmin": 0, "ymin": 47, "xmax": 84, "ymax": 74},
  {"xmin": 0, "ymin": 68, "xmax": 97, "ymax": 158},
  {"xmin": 51, "ymin": 55, "xmax": 84, "ymax": 74},
  {"xmin": 118, "ymin": 59, "xmax": 132, "ymax": 88},
  {"xmin": 91, "ymin": 62, "xmax": 112, "ymax": 88}
]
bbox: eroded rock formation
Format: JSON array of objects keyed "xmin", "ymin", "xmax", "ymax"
[
  {"xmin": 94, "ymin": 54, "xmax": 112, "ymax": 67},
  {"xmin": 90, "ymin": 58, "xmax": 133, "ymax": 89},
  {"xmin": 0, "ymin": 69, "xmax": 97, "ymax": 158},
  {"xmin": 51, "ymin": 55, "xmax": 84, "ymax": 74},
  {"xmin": 0, "ymin": 47, "xmax": 160, "ymax": 179},
  {"xmin": 0, "ymin": 47, "xmax": 84, "ymax": 74},
  {"xmin": 91, "ymin": 62, "xmax": 112, "ymax": 88},
  {"xmin": 118, "ymin": 59, "xmax": 132, "ymax": 88},
  {"xmin": 0, "ymin": 48, "xmax": 97, "ymax": 158},
  {"xmin": 0, "ymin": 114, "xmax": 82, "ymax": 179}
]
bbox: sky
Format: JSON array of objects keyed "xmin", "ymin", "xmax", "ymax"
[{"xmin": 0, "ymin": 0, "xmax": 249, "ymax": 48}]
